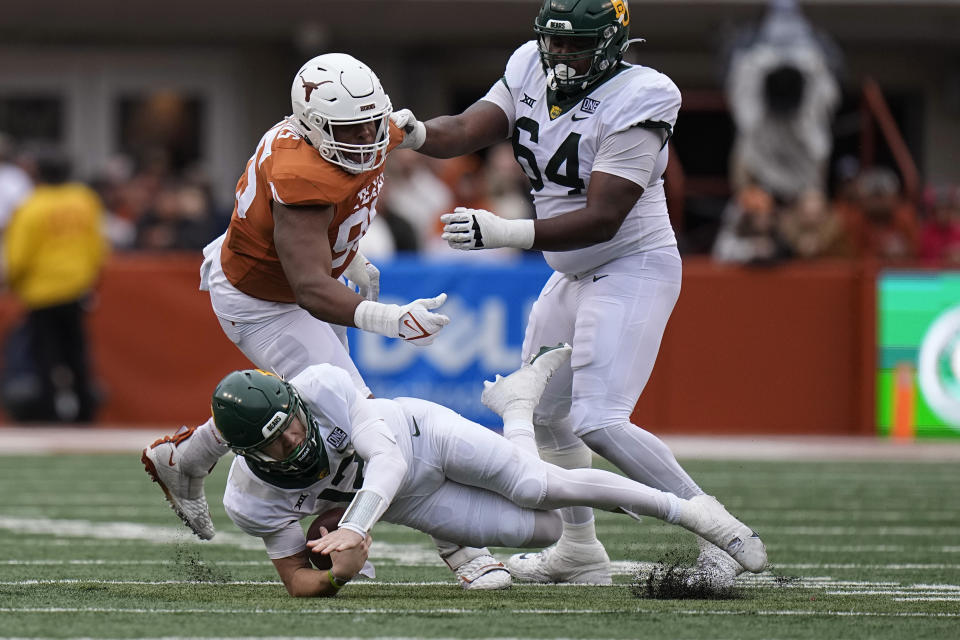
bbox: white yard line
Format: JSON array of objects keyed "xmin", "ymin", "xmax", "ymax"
[
  {"xmin": 3, "ymin": 636, "xmax": 628, "ymax": 640},
  {"xmin": 3, "ymin": 636, "xmax": 614, "ymax": 640},
  {"xmin": 1, "ymin": 606, "xmax": 958, "ymax": 618},
  {"xmin": 5, "ymin": 578, "xmax": 960, "ymax": 591},
  {"xmin": 771, "ymin": 563, "xmax": 960, "ymax": 570},
  {"xmin": 0, "ymin": 516, "xmax": 263, "ymax": 550}
]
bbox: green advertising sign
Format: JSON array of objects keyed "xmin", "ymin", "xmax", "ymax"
[{"xmin": 878, "ymin": 271, "xmax": 960, "ymax": 438}]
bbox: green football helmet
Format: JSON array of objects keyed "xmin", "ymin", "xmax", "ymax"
[
  {"xmin": 534, "ymin": 0, "xmax": 632, "ymax": 93},
  {"xmin": 211, "ymin": 369, "xmax": 326, "ymax": 479}
]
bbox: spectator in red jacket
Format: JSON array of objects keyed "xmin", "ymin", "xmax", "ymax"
[{"xmin": 919, "ymin": 184, "xmax": 960, "ymax": 266}]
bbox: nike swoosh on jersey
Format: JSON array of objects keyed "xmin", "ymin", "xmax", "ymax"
[
  {"xmin": 571, "ymin": 114, "xmax": 590, "ymax": 121},
  {"xmin": 411, "ymin": 417, "xmax": 421, "ymax": 437},
  {"xmin": 592, "ymin": 274, "xmax": 609, "ymax": 282},
  {"xmin": 167, "ymin": 449, "xmax": 176, "ymax": 466}
]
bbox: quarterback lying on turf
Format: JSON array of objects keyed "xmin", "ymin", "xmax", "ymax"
[{"xmin": 181, "ymin": 344, "xmax": 766, "ymax": 597}]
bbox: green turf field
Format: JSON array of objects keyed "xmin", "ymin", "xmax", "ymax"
[{"xmin": 1, "ymin": 451, "xmax": 959, "ymax": 639}]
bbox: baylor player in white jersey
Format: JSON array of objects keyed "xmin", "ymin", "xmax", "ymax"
[
  {"xmin": 391, "ymin": 0, "xmax": 755, "ymax": 589},
  {"xmin": 484, "ymin": 39, "xmax": 679, "ymax": 276},
  {"xmin": 209, "ymin": 347, "xmax": 765, "ymax": 597}
]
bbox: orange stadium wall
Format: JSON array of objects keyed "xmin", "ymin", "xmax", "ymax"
[
  {"xmin": 0, "ymin": 255, "xmax": 876, "ymax": 434},
  {"xmin": 631, "ymin": 258, "xmax": 875, "ymax": 436},
  {"xmin": 0, "ymin": 254, "xmax": 252, "ymax": 428}
]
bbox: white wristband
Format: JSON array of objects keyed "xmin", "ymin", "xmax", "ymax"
[
  {"xmin": 354, "ymin": 300, "xmax": 400, "ymax": 338},
  {"xmin": 339, "ymin": 489, "xmax": 388, "ymax": 534},
  {"xmin": 511, "ymin": 219, "xmax": 536, "ymax": 250},
  {"xmin": 403, "ymin": 120, "xmax": 426, "ymax": 151}
]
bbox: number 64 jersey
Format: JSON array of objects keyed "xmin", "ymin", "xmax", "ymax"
[{"xmin": 483, "ymin": 40, "xmax": 682, "ymax": 276}]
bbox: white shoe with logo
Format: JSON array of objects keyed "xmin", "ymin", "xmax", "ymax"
[
  {"xmin": 482, "ymin": 343, "xmax": 572, "ymax": 417},
  {"xmin": 141, "ymin": 425, "xmax": 216, "ymax": 540},
  {"xmin": 680, "ymin": 495, "xmax": 766, "ymax": 573},
  {"xmin": 451, "ymin": 554, "xmax": 512, "ymax": 590},
  {"xmin": 506, "ymin": 541, "xmax": 612, "ymax": 585}
]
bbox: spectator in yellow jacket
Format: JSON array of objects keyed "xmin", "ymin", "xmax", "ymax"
[{"xmin": 2, "ymin": 150, "xmax": 108, "ymax": 423}]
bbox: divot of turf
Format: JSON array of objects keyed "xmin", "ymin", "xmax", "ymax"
[
  {"xmin": 630, "ymin": 551, "xmax": 741, "ymax": 600},
  {"xmin": 771, "ymin": 571, "xmax": 802, "ymax": 588},
  {"xmin": 172, "ymin": 542, "xmax": 233, "ymax": 583}
]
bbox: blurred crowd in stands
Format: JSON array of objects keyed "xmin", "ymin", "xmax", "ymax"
[
  {"xmin": 1, "ymin": 131, "xmax": 959, "ymax": 267},
  {"xmin": 0, "ymin": 137, "xmax": 538, "ymax": 260},
  {"xmin": 712, "ymin": 161, "xmax": 960, "ymax": 266},
  {"xmin": 710, "ymin": 0, "xmax": 958, "ymax": 266}
]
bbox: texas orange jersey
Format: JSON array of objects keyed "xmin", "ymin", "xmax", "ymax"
[{"xmin": 220, "ymin": 119, "xmax": 403, "ymax": 303}]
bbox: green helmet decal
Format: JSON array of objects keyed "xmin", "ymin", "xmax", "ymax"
[
  {"xmin": 534, "ymin": 0, "xmax": 632, "ymax": 93},
  {"xmin": 211, "ymin": 369, "xmax": 328, "ymax": 485}
]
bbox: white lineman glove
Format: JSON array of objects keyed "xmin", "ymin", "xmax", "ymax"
[
  {"xmin": 354, "ymin": 293, "xmax": 450, "ymax": 346},
  {"xmin": 441, "ymin": 207, "xmax": 535, "ymax": 250},
  {"xmin": 390, "ymin": 108, "xmax": 426, "ymax": 151},
  {"xmin": 342, "ymin": 251, "xmax": 380, "ymax": 301}
]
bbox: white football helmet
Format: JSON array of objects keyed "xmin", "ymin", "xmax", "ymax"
[{"xmin": 290, "ymin": 53, "xmax": 392, "ymax": 174}]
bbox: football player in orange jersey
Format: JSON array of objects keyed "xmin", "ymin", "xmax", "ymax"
[{"xmin": 142, "ymin": 53, "xmax": 511, "ymax": 590}]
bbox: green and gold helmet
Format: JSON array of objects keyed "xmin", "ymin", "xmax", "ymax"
[
  {"xmin": 534, "ymin": 0, "xmax": 632, "ymax": 93},
  {"xmin": 211, "ymin": 369, "xmax": 327, "ymax": 482}
]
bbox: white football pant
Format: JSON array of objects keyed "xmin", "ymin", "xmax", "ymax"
[{"xmin": 522, "ymin": 247, "xmax": 703, "ymax": 502}]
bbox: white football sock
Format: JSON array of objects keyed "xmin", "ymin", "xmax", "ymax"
[
  {"xmin": 502, "ymin": 410, "xmax": 537, "ymax": 456},
  {"xmin": 179, "ymin": 418, "xmax": 230, "ymax": 476}
]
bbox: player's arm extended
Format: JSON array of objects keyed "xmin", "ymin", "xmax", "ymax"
[
  {"xmin": 441, "ymin": 127, "xmax": 662, "ymax": 252},
  {"xmin": 309, "ymin": 410, "xmax": 408, "ymax": 555},
  {"xmin": 417, "ymin": 101, "xmax": 510, "ymax": 158},
  {"xmin": 272, "ymin": 545, "xmax": 370, "ymax": 598},
  {"xmin": 273, "ymin": 201, "xmax": 364, "ymax": 325},
  {"xmin": 523, "ymin": 126, "xmax": 665, "ymax": 250},
  {"xmin": 274, "ymin": 201, "xmax": 450, "ymax": 344}
]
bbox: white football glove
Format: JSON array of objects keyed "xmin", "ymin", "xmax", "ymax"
[
  {"xmin": 342, "ymin": 251, "xmax": 380, "ymax": 301},
  {"xmin": 390, "ymin": 108, "xmax": 426, "ymax": 151},
  {"xmin": 440, "ymin": 207, "xmax": 535, "ymax": 250},
  {"xmin": 354, "ymin": 293, "xmax": 450, "ymax": 346}
]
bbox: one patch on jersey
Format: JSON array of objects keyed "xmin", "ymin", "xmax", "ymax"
[
  {"xmin": 520, "ymin": 93, "xmax": 537, "ymax": 108},
  {"xmin": 549, "ymin": 105, "xmax": 563, "ymax": 120},
  {"xmin": 326, "ymin": 427, "xmax": 350, "ymax": 451},
  {"xmin": 580, "ymin": 97, "xmax": 601, "ymax": 114}
]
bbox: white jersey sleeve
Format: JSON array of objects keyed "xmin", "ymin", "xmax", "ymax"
[
  {"xmin": 482, "ymin": 77, "xmax": 515, "ymax": 126},
  {"xmin": 289, "ymin": 363, "xmax": 357, "ymax": 429},
  {"xmin": 591, "ymin": 126, "xmax": 666, "ymax": 189},
  {"xmin": 597, "ymin": 69, "xmax": 681, "ymax": 142},
  {"xmin": 222, "ymin": 458, "xmax": 314, "ymax": 559},
  {"xmin": 480, "ymin": 40, "xmax": 541, "ymax": 130},
  {"xmin": 228, "ymin": 505, "xmax": 306, "ymax": 559},
  {"xmin": 294, "ymin": 364, "xmax": 410, "ymax": 520}
]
